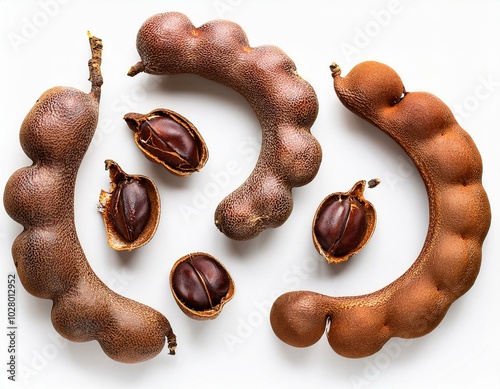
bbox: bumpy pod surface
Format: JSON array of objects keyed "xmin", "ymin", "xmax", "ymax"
[
  {"xmin": 270, "ymin": 61, "xmax": 491, "ymax": 358},
  {"xmin": 3, "ymin": 35, "xmax": 176, "ymax": 363},
  {"xmin": 128, "ymin": 12, "xmax": 322, "ymax": 240}
]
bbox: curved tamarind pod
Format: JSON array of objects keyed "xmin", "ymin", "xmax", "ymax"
[
  {"xmin": 270, "ymin": 61, "xmax": 491, "ymax": 358},
  {"xmin": 3, "ymin": 34, "xmax": 176, "ymax": 363},
  {"xmin": 127, "ymin": 12, "xmax": 322, "ymax": 240}
]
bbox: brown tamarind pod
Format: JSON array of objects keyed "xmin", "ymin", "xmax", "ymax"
[
  {"xmin": 124, "ymin": 108, "xmax": 209, "ymax": 176},
  {"xmin": 98, "ymin": 159, "xmax": 160, "ymax": 251},
  {"xmin": 312, "ymin": 180, "xmax": 376, "ymax": 264},
  {"xmin": 3, "ymin": 34, "xmax": 176, "ymax": 363},
  {"xmin": 270, "ymin": 61, "xmax": 491, "ymax": 358},
  {"xmin": 127, "ymin": 12, "xmax": 322, "ymax": 240}
]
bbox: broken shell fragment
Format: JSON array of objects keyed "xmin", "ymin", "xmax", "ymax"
[
  {"xmin": 124, "ymin": 108, "xmax": 208, "ymax": 176},
  {"xmin": 312, "ymin": 180, "xmax": 377, "ymax": 264},
  {"xmin": 99, "ymin": 159, "xmax": 160, "ymax": 251}
]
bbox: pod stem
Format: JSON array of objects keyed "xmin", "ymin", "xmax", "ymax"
[
  {"xmin": 330, "ymin": 62, "xmax": 341, "ymax": 78},
  {"xmin": 167, "ymin": 332, "xmax": 177, "ymax": 355},
  {"xmin": 163, "ymin": 314, "xmax": 177, "ymax": 355},
  {"xmin": 87, "ymin": 31, "xmax": 103, "ymax": 101},
  {"xmin": 127, "ymin": 61, "xmax": 145, "ymax": 77}
]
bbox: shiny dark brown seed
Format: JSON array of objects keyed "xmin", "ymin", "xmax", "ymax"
[
  {"xmin": 124, "ymin": 109, "xmax": 208, "ymax": 176},
  {"xmin": 314, "ymin": 198, "xmax": 367, "ymax": 257},
  {"xmin": 170, "ymin": 252, "xmax": 234, "ymax": 319},
  {"xmin": 172, "ymin": 254, "xmax": 230, "ymax": 311},
  {"xmin": 99, "ymin": 160, "xmax": 160, "ymax": 251},
  {"xmin": 139, "ymin": 116, "xmax": 200, "ymax": 170},
  {"xmin": 109, "ymin": 179, "xmax": 151, "ymax": 242},
  {"xmin": 312, "ymin": 180, "xmax": 376, "ymax": 264}
]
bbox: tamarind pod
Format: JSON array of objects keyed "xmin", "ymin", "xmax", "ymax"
[
  {"xmin": 128, "ymin": 12, "xmax": 322, "ymax": 240},
  {"xmin": 270, "ymin": 61, "xmax": 491, "ymax": 358},
  {"xmin": 3, "ymin": 34, "xmax": 176, "ymax": 363}
]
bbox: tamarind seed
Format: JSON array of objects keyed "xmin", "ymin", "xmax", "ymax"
[
  {"xmin": 170, "ymin": 253, "xmax": 235, "ymax": 320},
  {"xmin": 139, "ymin": 116, "xmax": 200, "ymax": 169},
  {"xmin": 124, "ymin": 109, "xmax": 208, "ymax": 176},
  {"xmin": 314, "ymin": 197, "xmax": 367, "ymax": 257},
  {"xmin": 312, "ymin": 180, "xmax": 376, "ymax": 264},
  {"xmin": 99, "ymin": 159, "xmax": 160, "ymax": 251},
  {"xmin": 109, "ymin": 178, "xmax": 151, "ymax": 242}
]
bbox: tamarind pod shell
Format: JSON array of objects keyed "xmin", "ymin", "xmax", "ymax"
[
  {"xmin": 123, "ymin": 108, "xmax": 209, "ymax": 176},
  {"xmin": 19, "ymin": 86, "xmax": 99, "ymax": 166},
  {"xmin": 271, "ymin": 61, "xmax": 491, "ymax": 358},
  {"xmin": 99, "ymin": 159, "xmax": 160, "ymax": 251},
  {"xmin": 312, "ymin": 180, "xmax": 377, "ymax": 264},
  {"xmin": 128, "ymin": 12, "xmax": 322, "ymax": 240},
  {"xmin": 3, "ymin": 34, "xmax": 176, "ymax": 363},
  {"xmin": 50, "ymin": 275, "xmax": 176, "ymax": 362},
  {"xmin": 270, "ymin": 291, "xmax": 331, "ymax": 348}
]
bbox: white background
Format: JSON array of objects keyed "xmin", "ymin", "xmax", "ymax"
[{"xmin": 1, "ymin": 0, "xmax": 499, "ymax": 388}]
